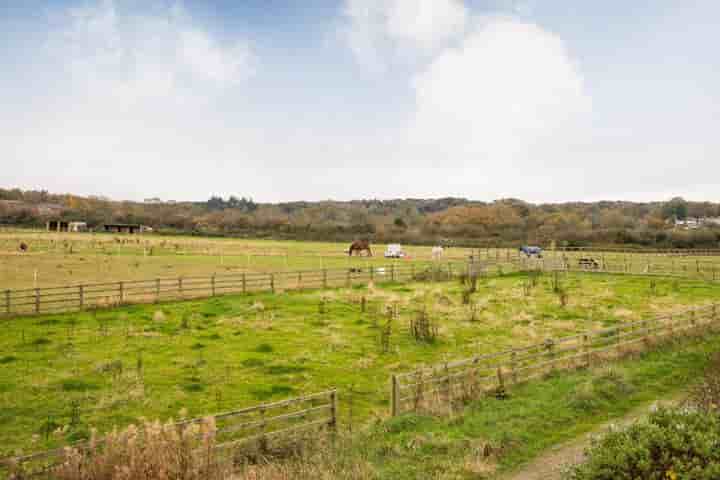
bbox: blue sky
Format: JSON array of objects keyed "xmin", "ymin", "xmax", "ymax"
[{"xmin": 2, "ymin": 0, "xmax": 719, "ymax": 203}]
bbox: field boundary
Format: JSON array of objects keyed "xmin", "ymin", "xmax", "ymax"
[
  {"xmin": 391, "ymin": 303, "xmax": 719, "ymax": 416},
  {"xmin": 0, "ymin": 261, "xmax": 490, "ymax": 318},
  {"xmin": 521, "ymin": 256, "xmax": 720, "ymax": 281},
  {"xmin": 0, "ymin": 389, "xmax": 337, "ymax": 478},
  {"xmin": 4, "ymin": 254, "xmax": 720, "ymax": 318}
]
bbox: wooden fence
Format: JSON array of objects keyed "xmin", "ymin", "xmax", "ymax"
[
  {"xmin": 524, "ymin": 256, "xmax": 720, "ymax": 281},
  {"xmin": 391, "ymin": 303, "xmax": 719, "ymax": 416},
  {"xmin": 0, "ymin": 260, "xmax": 526, "ymax": 318},
  {"xmin": 1, "ymin": 389, "xmax": 337, "ymax": 478}
]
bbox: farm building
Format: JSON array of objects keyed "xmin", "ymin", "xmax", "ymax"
[
  {"xmin": 68, "ymin": 221, "xmax": 88, "ymax": 232},
  {"xmin": 47, "ymin": 220, "xmax": 88, "ymax": 232},
  {"xmin": 674, "ymin": 217, "xmax": 720, "ymax": 229},
  {"xmin": 46, "ymin": 219, "xmax": 69, "ymax": 232},
  {"xmin": 102, "ymin": 223, "xmax": 152, "ymax": 234}
]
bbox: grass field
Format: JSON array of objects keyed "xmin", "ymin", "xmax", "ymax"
[
  {"xmin": 1, "ymin": 270, "xmax": 719, "ymax": 457},
  {"xmin": 3, "ymin": 231, "xmax": 720, "ymax": 291},
  {"xmin": 0, "ymin": 232, "xmax": 478, "ymax": 290}
]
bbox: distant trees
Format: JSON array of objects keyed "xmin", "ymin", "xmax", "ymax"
[
  {"xmin": 662, "ymin": 196, "xmax": 688, "ymax": 220},
  {"xmin": 206, "ymin": 196, "xmax": 257, "ymax": 212},
  {"xmin": 1, "ymin": 187, "xmax": 719, "ymax": 248}
]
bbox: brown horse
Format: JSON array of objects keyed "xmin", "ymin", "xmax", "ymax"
[
  {"xmin": 19, "ymin": 242, "xmax": 28, "ymax": 252},
  {"xmin": 348, "ymin": 239, "xmax": 372, "ymax": 256}
]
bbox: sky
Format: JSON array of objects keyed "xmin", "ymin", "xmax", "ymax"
[{"xmin": 1, "ymin": 0, "xmax": 719, "ymax": 203}]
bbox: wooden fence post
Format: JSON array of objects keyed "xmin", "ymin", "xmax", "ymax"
[
  {"xmin": 259, "ymin": 406, "xmax": 267, "ymax": 448},
  {"xmin": 330, "ymin": 389, "xmax": 338, "ymax": 431},
  {"xmin": 242, "ymin": 273, "xmax": 247, "ymax": 294},
  {"xmin": 546, "ymin": 339, "xmax": 555, "ymax": 372},
  {"xmin": 5, "ymin": 289, "xmax": 10, "ymax": 315},
  {"xmin": 445, "ymin": 362, "xmax": 452, "ymax": 409},
  {"xmin": 497, "ymin": 367, "xmax": 505, "ymax": 395},
  {"xmin": 79, "ymin": 285, "xmax": 84, "ymax": 309},
  {"xmin": 119, "ymin": 281, "xmax": 125, "ymax": 304},
  {"xmin": 211, "ymin": 275, "xmax": 216, "ymax": 296},
  {"xmin": 270, "ymin": 273, "xmax": 275, "ymax": 293},
  {"xmin": 323, "ymin": 269, "xmax": 328, "ymax": 289},
  {"xmin": 178, "ymin": 277, "xmax": 183, "ymax": 298},
  {"xmin": 391, "ymin": 264, "xmax": 396, "ymax": 282},
  {"xmin": 391, "ymin": 375, "xmax": 400, "ymax": 416},
  {"xmin": 510, "ymin": 350, "xmax": 518, "ymax": 384}
]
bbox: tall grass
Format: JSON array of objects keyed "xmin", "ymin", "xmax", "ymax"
[{"xmin": 11, "ymin": 418, "xmax": 228, "ymax": 480}]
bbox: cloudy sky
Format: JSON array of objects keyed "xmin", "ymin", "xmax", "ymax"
[{"xmin": 2, "ymin": 0, "xmax": 719, "ymax": 203}]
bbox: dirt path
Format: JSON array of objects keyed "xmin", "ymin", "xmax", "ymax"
[{"xmin": 501, "ymin": 396, "xmax": 681, "ymax": 480}]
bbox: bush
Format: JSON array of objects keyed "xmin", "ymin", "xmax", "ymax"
[{"xmin": 565, "ymin": 408, "xmax": 720, "ymax": 479}]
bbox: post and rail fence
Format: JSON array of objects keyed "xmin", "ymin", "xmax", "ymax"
[
  {"xmin": 0, "ymin": 389, "xmax": 338, "ymax": 478},
  {"xmin": 0, "ymin": 260, "xmax": 522, "ymax": 319},
  {"xmin": 391, "ymin": 303, "xmax": 719, "ymax": 416}
]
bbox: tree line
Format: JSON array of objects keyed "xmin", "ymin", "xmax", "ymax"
[{"xmin": 1, "ymin": 188, "xmax": 719, "ymax": 248}]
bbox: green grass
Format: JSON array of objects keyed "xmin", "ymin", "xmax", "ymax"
[
  {"xmin": 349, "ymin": 333, "xmax": 720, "ymax": 479},
  {"xmin": 0, "ymin": 271, "xmax": 719, "ymax": 457}
]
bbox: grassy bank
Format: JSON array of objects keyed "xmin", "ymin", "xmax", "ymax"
[{"xmin": 343, "ymin": 332, "xmax": 720, "ymax": 479}]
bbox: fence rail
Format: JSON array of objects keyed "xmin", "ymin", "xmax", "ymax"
[
  {"xmin": 4, "ymin": 254, "xmax": 720, "ymax": 318},
  {"xmin": 1, "ymin": 390, "xmax": 337, "ymax": 478},
  {"xmin": 391, "ymin": 303, "xmax": 720, "ymax": 416},
  {"xmin": 0, "ymin": 261, "xmax": 481, "ymax": 318},
  {"xmin": 524, "ymin": 257, "xmax": 720, "ymax": 281}
]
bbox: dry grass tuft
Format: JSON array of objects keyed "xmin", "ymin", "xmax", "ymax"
[{"xmin": 12, "ymin": 418, "xmax": 230, "ymax": 480}]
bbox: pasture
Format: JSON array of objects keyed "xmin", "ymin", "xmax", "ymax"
[
  {"xmin": 0, "ymin": 232, "xmax": 475, "ymax": 290},
  {"xmin": 3, "ymin": 231, "xmax": 720, "ymax": 291},
  {"xmin": 1, "ymin": 270, "xmax": 720, "ymax": 456}
]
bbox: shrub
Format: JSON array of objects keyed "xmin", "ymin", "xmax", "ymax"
[{"xmin": 565, "ymin": 408, "xmax": 720, "ymax": 480}]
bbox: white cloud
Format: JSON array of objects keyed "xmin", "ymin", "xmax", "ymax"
[
  {"xmin": 341, "ymin": 0, "xmax": 467, "ymax": 70},
  {"xmin": 1, "ymin": 0, "xmax": 257, "ymax": 200},
  {"xmin": 55, "ymin": 0, "xmax": 252, "ymax": 106},
  {"xmin": 408, "ymin": 18, "xmax": 590, "ymax": 164}
]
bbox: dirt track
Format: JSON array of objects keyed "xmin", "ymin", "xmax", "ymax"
[{"xmin": 501, "ymin": 396, "xmax": 681, "ymax": 480}]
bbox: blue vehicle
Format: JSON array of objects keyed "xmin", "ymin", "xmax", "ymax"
[{"xmin": 519, "ymin": 246, "xmax": 543, "ymax": 258}]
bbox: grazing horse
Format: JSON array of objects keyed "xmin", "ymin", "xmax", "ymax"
[
  {"xmin": 19, "ymin": 242, "xmax": 28, "ymax": 252},
  {"xmin": 348, "ymin": 239, "xmax": 372, "ymax": 256},
  {"xmin": 431, "ymin": 246, "xmax": 444, "ymax": 260}
]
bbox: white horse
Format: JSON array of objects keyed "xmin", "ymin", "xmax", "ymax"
[{"xmin": 431, "ymin": 246, "xmax": 444, "ymax": 261}]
